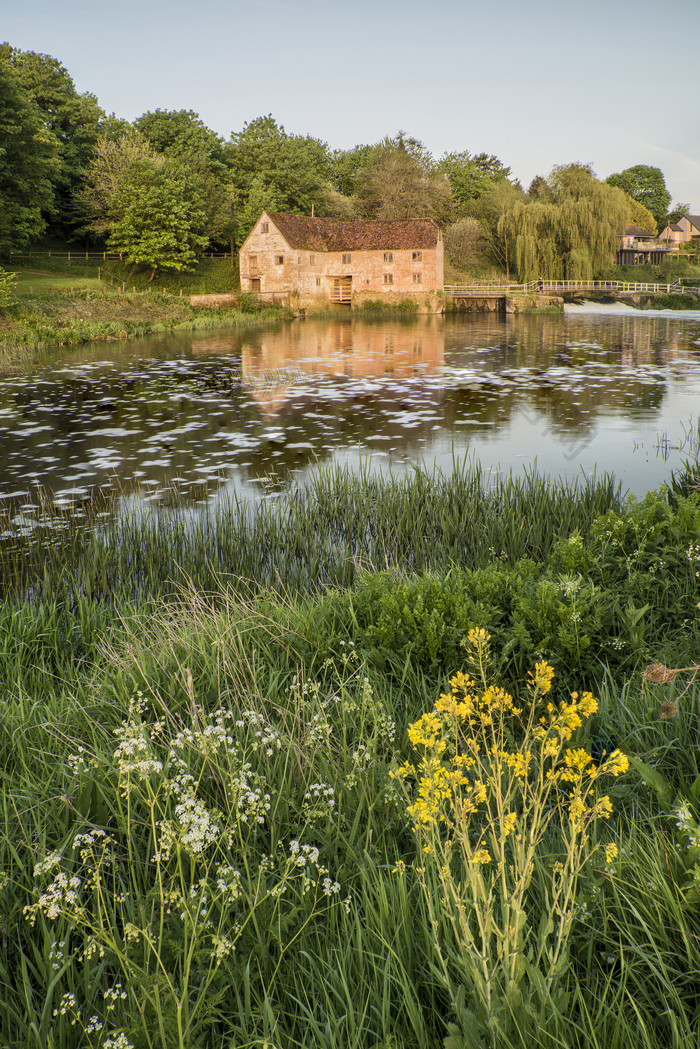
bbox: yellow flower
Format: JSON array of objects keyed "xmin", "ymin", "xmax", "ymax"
[
  {"xmin": 564, "ymin": 748, "xmax": 595, "ymax": 774},
  {"xmin": 472, "ymin": 848, "xmax": 491, "ymax": 865},
  {"xmin": 593, "ymin": 795, "xmax": 613, "ymax": 819},
  {"xmin": 449, "ymin": 670, "xmax": 474, "ymax": 693},
  {"xmin": 531, "ymin": 661, "xmax": 555, "ymax": 695},
  {"xmin": 500, "ymin": 811, "xmax": 517, "ymax": 840},
  {"xmin": 467, "ymin": 627, "xmax": 490, "ymax": 647},
  {"xmin": 408, "ymin": 712, "xmax": 443, "ymax": 749},
  {"xmin": 604, "ymin": 843, "xmax": 618, "ymax": 863},
  {"xmin": 603, "ymin": 750, "xmax": 629, "ymax": 777},
  {"xmin": 568, "ymin": 795, "xmax": 586, "ymax": 823}
]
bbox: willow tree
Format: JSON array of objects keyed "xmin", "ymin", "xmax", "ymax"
[{"xmin": 498, "ymin": 164, "xmax": 628, "ymax": 281}]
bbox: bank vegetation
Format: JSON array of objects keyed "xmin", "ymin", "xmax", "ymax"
[{"xmin": 1, "ymin": 460, "xmax": 700, "ymax": 1049}]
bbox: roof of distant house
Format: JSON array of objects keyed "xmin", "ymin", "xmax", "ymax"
[
  {"xmin": 625, "ymin": 224, "xmax": 654, "ymax": 237},
  {"xmin": 264, "ymin": 212, "xmax": 441, "ymax": 251},
  {"xmin": 686, "ymin": 215, "xmax": 700, "ymax": 229}
]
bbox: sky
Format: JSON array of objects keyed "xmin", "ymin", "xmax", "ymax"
[{"xmin": 4, "ymin": 0, "xmax": 700, "ymax": 209}]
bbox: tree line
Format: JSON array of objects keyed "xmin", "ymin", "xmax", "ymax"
[{"xmin": 0, "ymin": 42, "xmax": 690, "ymax": 282}]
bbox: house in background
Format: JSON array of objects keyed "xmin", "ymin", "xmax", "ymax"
[
  {"xmin": 617, "ymin": 224, "xmax": 669, "ymax": 265},
  {"xmin": 657, "ymin": 214, "xmax": 700, "ymax": 248},
  {"xmin": 239, "ymin": 211, "xmax": 444, "ymax": 312}
]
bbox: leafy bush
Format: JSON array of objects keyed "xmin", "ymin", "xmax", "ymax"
[
  {"xmin": 0, "ymin": 266, "xmax": 17, "ymax": 307},
  {"xmin": 306, "ymin": 487, "xmax": 700, "ymax": 697}
]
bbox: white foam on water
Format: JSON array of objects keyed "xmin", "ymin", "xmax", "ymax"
[{"xmin": 564, "ymin": 300, "xmax": 700, "ymax": 319}]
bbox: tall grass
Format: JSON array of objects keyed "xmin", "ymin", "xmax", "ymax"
[{"xmin": 0, "ymin": 460, "xmax": 623, "ymax": 602}]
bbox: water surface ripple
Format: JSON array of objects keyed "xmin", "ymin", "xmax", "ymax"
[{"xmin": 1, "ymin": 308, "xmax": 699, "ymax": 512}]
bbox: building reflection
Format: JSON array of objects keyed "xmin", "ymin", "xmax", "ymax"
[{"xmin": 235, "ymin": 318, "xmax": 445, "ymax": 415}]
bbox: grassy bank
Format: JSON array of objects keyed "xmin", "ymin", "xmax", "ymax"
[
  {"xmin": 0, "ymin": 285, "xmax": 290, "ymax": 356},
  {"xmin": 2, "ymin": 461, "xmax": 700, "ymax": 1049}
]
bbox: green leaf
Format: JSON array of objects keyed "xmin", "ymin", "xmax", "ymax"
[{"xmin": 627, "ymin": 754, "xmax": 674, "ymax": 810}]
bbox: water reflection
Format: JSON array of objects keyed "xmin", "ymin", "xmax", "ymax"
[{"xmin": 1, "ymin": 309, "xmax": 699, "ymax": 511}]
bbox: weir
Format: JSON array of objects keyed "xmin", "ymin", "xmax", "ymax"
[{"xmin": 444, "ymin": 278, "xmax": 699, "ymax": 312}]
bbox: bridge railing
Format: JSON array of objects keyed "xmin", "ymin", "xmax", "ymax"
[{"xmin": 444, "ymin": 279, "xmax": 690, "ymax": 296}]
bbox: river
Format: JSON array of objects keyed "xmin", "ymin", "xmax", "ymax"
[{"xmin": 1, "ymin": 304, "xmax": 699, "ymax": 513}]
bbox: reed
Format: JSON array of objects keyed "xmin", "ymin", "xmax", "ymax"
[{"xmin": 0, "ymin": 460, "xmax": 623, "ymax": 603}]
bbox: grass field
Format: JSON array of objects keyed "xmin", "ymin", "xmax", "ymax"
[
  {"xmin": 11, "ymin": 270, "xmax": 121, "ymax": 296},
  {"xmin": 1, "ymin": 459, "xmax": 700, "ymax": 1049}
]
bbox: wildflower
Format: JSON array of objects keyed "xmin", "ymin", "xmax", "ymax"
[
  {"xmin": 675, "ymin": 804, "xmax": 692, "ymax": 830},
  {"xmin": 472, "ymin": 848, "xmax": 491, "ymax": 865},
  {"xmin": 604, "ymin": 843, "xmax": 618, "ymax": 863},
  {"xmin": 467, "ymin": 627, "xmax": 489, "ymax": 647},
  {"xmin": 52, "ymin": 991, "xmax": 77, "ymax": 1018},
  {"xmin": 602, "ymin": 750, "xmax": 629, "ymax": 777},
  {"xmin": 171, "ymin": 794, "xmax": 219, "ymax": 854},
  {"xmin": 593, "ymin": 795, "xmax": 613, "ymax": 819},
  {"xmin": 659, "ymin": 700, "xmax": 678, "ymax": 720},
  {"xmin": 103, "ymin": 1035, "xmax": 134, "ymax": 1049}
]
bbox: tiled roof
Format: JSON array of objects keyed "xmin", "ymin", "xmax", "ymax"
[
  {"xmin": 266, "ymin": 212, "xmax": 440, "ymax": 251},
  {"xmin": 625, "ymin": 224, "xmax": 654, "ymax": 237}
]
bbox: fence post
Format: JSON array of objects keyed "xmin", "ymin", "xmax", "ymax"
[{"xmin": 67, "ymin": 251, "xmax": 71, "ymax": 267}]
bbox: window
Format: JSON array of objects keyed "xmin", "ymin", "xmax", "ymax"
[
  {"xmin": 383, "ymin": 273, "xmax": 394, "ymax": 285},
  {"xmin": 383, "ymin": 252, "xmax": 393, "ymax": 263},
  {"xmin": 275, "ymin": 255, "xmax": 284, "ymax": 265},
  {"xmin": 309, "ymin": 254, "xmax": 315, "ymax": 265},
  {"xmin": 316, "ymin": 277, "xmax": 321, "ymax": 286},
  {"xmin": 412, "ymin": 251, "xmax": 422, "ymax": 261},
  {"xmin": 261, "ymin": 222, "xmax": 269, "ymax": 233},
  {"xmin": 412, "ymin": 272, "xmax": 422, "ymax": 284},
  {"xmin": 342, "ymin": 253, "xmax": 352, "ymax": 264},
  {"xmin": 249, "ymin": 254, "xmax": 258, "ymax": 273}
]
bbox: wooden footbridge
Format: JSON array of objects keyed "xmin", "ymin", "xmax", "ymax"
[{"xmin": 444, "ymin": 279, "xmax": 699, "ymax": 312}]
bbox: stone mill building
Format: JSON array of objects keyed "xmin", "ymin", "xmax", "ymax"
[{"xmin": 239, "ymin": 211, "xmax": 444, "ymax": 312}]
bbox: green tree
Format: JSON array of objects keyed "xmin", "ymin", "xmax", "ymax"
[
  {"xmin": 78, "ymin": 133, "xmax": 157, "ymax": 237},
  {"xmin": 330, "ymin": 142, "xmax": 384, "ymax": 197},
  {"xmin": 134, "ymin": 109, "xmax": 225, "ymax": 167},
  {"xmin": 0, "ymin": 48, "xmax": 59, "ymax": 251},
  {"xmin": 108, "ymin": 159, "xmax": 211, "ymax": 278},
  {"xmin": 666, "ymin": 202, "xmax": 690, "ymax": 226},
  {"xmin": 0, "ymin": 43, "xmax": 104, "ymax": 235},
  {"xmin": 444, "ymin": 217, "xmax": 485, "ymax": 269},
  {"xmin": 527, "ymin": 175, "xmax": 549, "ymax": 200},
  {"xmin": 623, "ymin": 193, "xmax": 657, "ymax": 234},
  {"xmin": 438, "ymin": 150, "xmax": 511, "ymax": 213},
  {"xmin": 500, "ymin": 164, "xmax": 628, "ymax": 281},
  {"xmin": 226, "ymin": 115, "xmax": 331, "ymax": 232},
  {"xmin": 464, "ymin": 180, "xmax": 526, "ymax": 277},
  {"xmin": 233, "ymin": 174, "xmax": 281, "ymax": 246},
  {"xmin": 355, "ymin": 137, "xmax": 453, "ymax": 223},
  {"xmin": 605, "ymin": 165, "xmax": 671, "ymax": 228}
]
